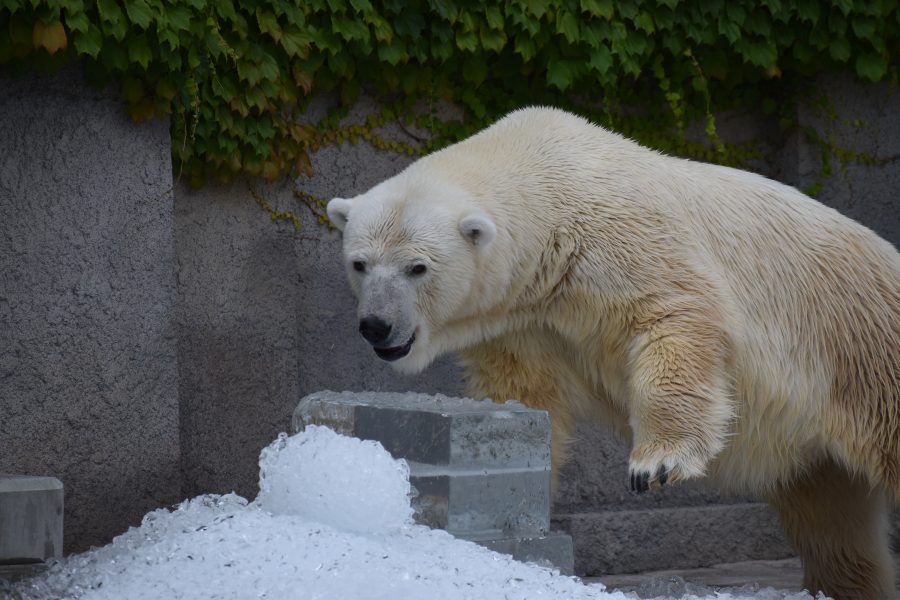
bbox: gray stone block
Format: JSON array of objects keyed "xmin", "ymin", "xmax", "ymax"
[
  {"xmin": 294, "ymin": 391, "xmax": 573, "ymax": 572},
  {"xmin": 554, "ymin": 502, "xmax": 794, "ymax": 577},
  {"xmin": 409, "ymin": 462, "xmax": 549, "ymax": 539},
  {"xmin": 293, "ymin": 391, "xmax": 551, "ymax": 469},
  {"xmin": 477, "ymin": 531, "xmax": 575, "ymax": 575},
  {"xmin": 0, "ymin": 476, "xmax": 63, "ymax": 563}
]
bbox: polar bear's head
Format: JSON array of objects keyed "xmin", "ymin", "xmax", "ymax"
[{"xmin": 327, "ymin": 171, "xmax": 497, "ymax": 374}]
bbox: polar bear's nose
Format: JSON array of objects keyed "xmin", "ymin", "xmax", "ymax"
[{"xmin": 359, "ymin": 316, "xmax": 392, "ymax": 345}]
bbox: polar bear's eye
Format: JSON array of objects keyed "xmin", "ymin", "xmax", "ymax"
[
  {"xmin": 409, "ymin": 264, "xmax": 427, "ymax": 277},
  {"xmin": 352, "ymin": 261, "xmax": 366, "ymax": 273}
]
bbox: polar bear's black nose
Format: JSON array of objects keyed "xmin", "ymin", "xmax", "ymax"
[{"xmin": 359, "ymin": 316, "xmax": 392, "ymax": 345}]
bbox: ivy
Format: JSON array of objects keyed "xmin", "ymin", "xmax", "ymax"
[{"xmin": 1, "ymin": 0, "xmax": 899, "ymax": 189}]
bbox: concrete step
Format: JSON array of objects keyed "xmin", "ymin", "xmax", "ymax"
[
  {"xmin": 587, "ymin": 555, "xmax": 900, "ymax": 596},
  {"xmin": 553, "ymin": 502, "xmax": 794, "ymax": 577}
]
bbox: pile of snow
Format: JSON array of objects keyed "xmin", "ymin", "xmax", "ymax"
[
  {"xmin": 256, "ymin": 428, "xmax": 413, "ymax": 532},
  {"xmin": 7, "ymin": 426, "xmax": 819, "ymax": 600}
]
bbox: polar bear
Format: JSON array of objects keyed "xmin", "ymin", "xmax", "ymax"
[{"xmin": 326, "ymin": 107, "xmax": 899, "ymax": 600}]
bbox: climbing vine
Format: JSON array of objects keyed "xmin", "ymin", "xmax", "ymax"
[{"xmin": 2, "ymin": 0, "xmax": 899, "ymax": 196}]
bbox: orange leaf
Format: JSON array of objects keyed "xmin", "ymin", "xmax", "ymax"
[
  {"xmin": 294, "ymin": 151, "xmax": 314, "ymax": 178},
  {"xmin": 33, "ymin": 20, "xmax": 68, "ymax": 55}
]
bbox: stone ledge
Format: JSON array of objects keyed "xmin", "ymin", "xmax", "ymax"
[{"xmin": 553, "ymin": 502, "xmax": 794, "ymax": 577}]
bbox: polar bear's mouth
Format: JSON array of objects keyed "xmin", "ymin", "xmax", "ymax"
[{"xmin": 373, "ymin": 333, "xmax": 416, "ymax": 361}]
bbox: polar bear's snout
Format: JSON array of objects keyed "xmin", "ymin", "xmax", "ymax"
[
  {"xmin": 358, "ymin": 315, "xmax": 416, "ymax": 361},
  {"xmin": 359, "ymin": 315, "xmax": 392, "ymax": 345},
  {"xmin": 355, "ymin": 272, "xmax": 419, "ymax": 362}
]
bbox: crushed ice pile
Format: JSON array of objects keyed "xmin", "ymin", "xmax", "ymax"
[{"xmin": 7, "ymin": 426, "xmax": 821, "ymax": 600}]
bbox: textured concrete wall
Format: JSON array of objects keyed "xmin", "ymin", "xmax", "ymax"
[
  {"xmin": 0, "ymin": 67, "xmax": 181, "ymax": 552},
  {"xmin": 791, "ymin": 74, "xmax": 900, "ymax": 247}
]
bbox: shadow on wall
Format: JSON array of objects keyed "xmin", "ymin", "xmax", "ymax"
[{"xmin": 175, "ymin": 174, "xmax": 464, "ymax": 500}]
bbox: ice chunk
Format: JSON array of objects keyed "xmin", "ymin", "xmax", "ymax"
[
  {"xmin": 256, "ymin": 426, "xmax": 413, "ymax": 533},
  {"xmin": 6, "ymin": 426, "xmax": 820, "ymax": 600}
]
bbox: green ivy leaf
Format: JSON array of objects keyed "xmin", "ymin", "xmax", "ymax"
[
  {"xmin": 73, "ymin": 22, "xmax": 102, "ymax": 57},
  {"xmin": 257, "ymin": 9, "xmax": 281, "ymax": 38},
  {"xmin": 855, "ymin": 51, "xmax": 886, "ymax": 80},
  {"xmin": 462, "ymin": 56, "xmax": 487, "ymax": 85},
  {"xmin": 744, "ymin": 9, "xmax": 771, "ymax": 36},
  {"xmin": 332, "ymin": 14, "xmax": 370, "ymax": 43},
  {"xmin": 257, "ymin": 50, "xmax": 281, "ymax": 81},
  {"xmin": 740, "ymin": 38, "xmax": 777, "ymax": 67},
  {"xmin": 580, "ymin": 0, "xmax": 613, "ymax": 19},
  {"xmin": 519, "ymin": 0, "xmax": 548, "ymax": 19},
  {"xmin": 851, "ymin": 15, "xmax": 876, "ymax": 41},
  {"xmin": 63, "ymin": 9, "xmax": 90, "ymax": 34},
  {"xmin": 281, "ymin": 27, "xmax": 311, "ymax": 58},
  {"xmin": 796, "ymin": 0, "xmax": 820, "ymax": 23},
  {"xmin": 633, "ymin": 12, "xmax": 654, "ymax": 33},
  {"xmin": 166, "ymin": 5, "xmax": 192, "ymax": 31},
  {"xmin": 393, "ymin": 10, "xmax": 425, "ymax": 38},
  {"xmin": 718, "ymin": 17, "xmax": 741, "ymax": 43},
  {"xmin": 99, "ymin": 1, "xmax": 128, "ymax": 41},
  {"xmin": 834, "ymin": 0, "xmax": 852, "ymax": 15},
  {"xmin": 125, "ymin": 0, "xmax": 153, "ymax": 30},
  {"xmin": 127, "ymin": 34, "xmax": 152, "ymax": 69},
  {"xmin": 369, "ymin": 15, "xmax": 393, "ymax": 43},
  {"xmin": 512, "ymin": 33, "xmax": 535, "ymax": 60},
  {"xmin": 377, "ymin": 38, "xmax": 407, "ymax": 65},
  {"xmin": 829, "ymin": 36, "xmax": 850, "ymax": 61},
  {"xmin": 455, "ymin": 28, "xmax": 478, "ymax": 52},
  {"xmin": 725, "ymin": 3, "xmax": 747, "ymax": 26},
  {"xmin": 581, "ymin": 20, "xmax": 609, "ymax": 46},
  {"xmin": 546, "ymin": 57, "xmax": 580, "ymax": 90},
  {"xmin": 587, "ymin": 44, "xmax": 612, "ymax": 73},
  {"xmin": 97, "ymin": 0, "xmax": 124, "ymax": 25},
  {"xmin": 349, "ymin": 0, "xmax": 374, "ymax": 14},
  {"xmin": 431, "ymin": 0, "xmax": 458, "ymax": 23},
  {"xmin": 431, "ymin": 33, "xmax": 454, "ymax": 61},
  {"xmin": 484, "ymin": 5, "xmax": 504, "ymax": 29},
  {"xmin": 556, "ymin": 10, "xmax": 579, "ymax": 43},
  {"xmin": 479, "ymin": 25, "xmax": 506, "ymax": 52}
]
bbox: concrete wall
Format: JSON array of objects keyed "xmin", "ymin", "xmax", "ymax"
[{"xmin": 0, "ymin": 67, "xmax": 181, "ymax": 552}]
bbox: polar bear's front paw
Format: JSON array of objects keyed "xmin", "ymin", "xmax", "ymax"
[{"xmin": 628, "ymin": 443, "xmax": 708, "ymax": 494}]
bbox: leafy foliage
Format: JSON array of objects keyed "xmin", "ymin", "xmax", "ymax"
[{"xmin": 2, "ymin": 0, "xmax": 899, "ymax": 187}]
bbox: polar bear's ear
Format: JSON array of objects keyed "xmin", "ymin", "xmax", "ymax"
[
  {"xmin": 459, "ymin": 211, "xmax": 496, "ymax": 249},
  {"xmin": 326, "ymin": 197, "xmax": 354, "ymax": 231}
]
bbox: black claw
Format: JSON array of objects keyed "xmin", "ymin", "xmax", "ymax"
[
  {"xmin": 657, "ymin": 464, "xmax": 669, "ymax": 486},
  {"xmin": 630, "ymin": 470, "xmax": 653, "ymax": 493}
]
